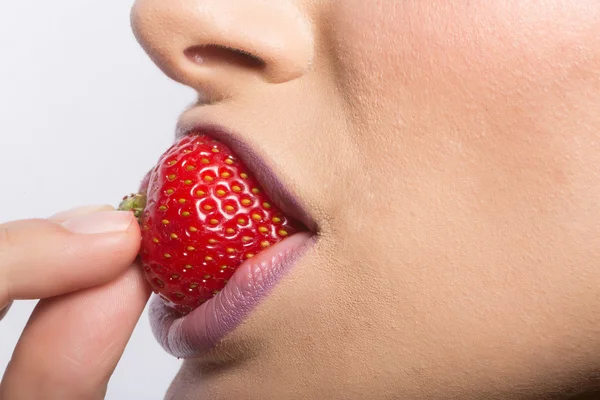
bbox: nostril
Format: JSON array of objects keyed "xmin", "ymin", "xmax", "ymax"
[{"xmin": 184, "ymin": 45, "xmax": 266, "ymax": 71}]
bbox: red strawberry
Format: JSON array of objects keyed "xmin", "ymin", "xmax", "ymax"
[{"xmin": 120, "ymin": 134, "xmax": 303, "ymax": 314}]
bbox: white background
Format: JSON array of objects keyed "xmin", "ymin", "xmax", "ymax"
[{"xmin": 0, "ymin": 1, "xmax": 193, "ymax": 398}]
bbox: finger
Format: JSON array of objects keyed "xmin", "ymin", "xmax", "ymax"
[
  {"xmin": 0, "ymin": 210, "xmax": 140, "ymax": 307},
  {"xmin": 0, "ymin": 302, "xmax": 10, "ymax": 321},
  {"xmin": 0, "ymin": 205, "xmax": 109, "ymax": 321},
  {"xmin": 0, "ymin": 264, "xmax": 151, "ymax": 400},
  {"xmin": 48, "ymin": 205, "xmax": 115, "ymax": 223},
  {"xmin": 0, "ymin": 205, "xmax": 115, "ymax": 320}
]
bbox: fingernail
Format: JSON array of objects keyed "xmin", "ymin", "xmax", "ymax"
[
  {"xmin": 50, "ymin": 205, "xmax": 114, "ymax": 222},
  {"xmin": 61, "ymin": 211, "xmax": 134, "ymax": 234}
]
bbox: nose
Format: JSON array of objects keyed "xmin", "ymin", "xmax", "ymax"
[{"xmin": 131, "ymin": 0, "xmax": 314, "ymax": 101}]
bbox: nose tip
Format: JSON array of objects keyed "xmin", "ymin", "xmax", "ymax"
[{"xmin": 131, "ymin": 0, "xmax": 314, "ymax": 98}]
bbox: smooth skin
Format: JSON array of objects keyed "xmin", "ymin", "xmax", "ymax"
[
  {"xmin": 131, "ymin": 0, "xmax": 600, "ymax": 399},
  {"xmin": 3, "ymin": 0, "xmax": 600, "ymax": 399},
  {"xmin": 0, "ymin": 207, "xmax": 149, "ymax": 399}
]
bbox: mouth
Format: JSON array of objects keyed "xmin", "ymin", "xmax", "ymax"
[
  {"xmin": 176, "ymin": 120, "xmax": 318, "ymax": 234},
  {"xmin": 149, "ymin": 120, "xmax": 317, "ymax": 359}
]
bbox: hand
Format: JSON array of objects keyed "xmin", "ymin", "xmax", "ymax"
[{"xmin": 0, "ymin": 206, "xmax": 150, "ymax": 400}]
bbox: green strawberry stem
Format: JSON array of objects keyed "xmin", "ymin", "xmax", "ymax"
[{"xmin": 118, "ymin": 193, "xmax": 147, "ymax": 223}]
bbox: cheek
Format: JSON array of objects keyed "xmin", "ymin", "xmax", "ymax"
[
  {"xmin": 330, "ymin": 0, "xmax": 600, "ymax": 112},
  {"xmin": 327, "ymin": 0, "xmax": 600, "ymax": 221},
  {"xmin": 312, "ymin": 0, "xmax": 600, "ymax": 391},
  {"xmin": 325, "ymin": 0, "xmax": 600, "ymax": 357}
]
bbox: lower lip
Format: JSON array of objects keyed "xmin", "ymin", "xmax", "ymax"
[{"xmin": 149, "ymin": 231, "xmax": 315, "ymax": 358}]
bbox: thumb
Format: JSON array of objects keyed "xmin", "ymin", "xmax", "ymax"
[{"xmin": 0, "ymin": 206, "xmax": 140, "ymax": 308}]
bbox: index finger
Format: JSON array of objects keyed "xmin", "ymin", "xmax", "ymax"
[{"xmin": 0, "ymin": 264, "xmax": 151, "ymax": 399}]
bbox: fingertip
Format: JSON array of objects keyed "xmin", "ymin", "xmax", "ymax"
[
  {"xmin": 120, "ymin": 262, "xmax": 152, "ymax": 305},
  {"xmin": 59, "ymin": 210, "xmax": 142, "ymax": 263},
  {"xmin": 72, "ymin": 221, "xmax": 142, "ymax": 274}
]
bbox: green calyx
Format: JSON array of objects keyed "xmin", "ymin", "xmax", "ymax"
[{"xmin": 118, "ymin": 193, "xmax": 147, "ymax": 223}]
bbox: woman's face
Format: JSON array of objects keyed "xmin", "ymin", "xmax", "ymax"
[{"xmin": 131, "ymin": 1, "xmax": 600, "ymax": 398}]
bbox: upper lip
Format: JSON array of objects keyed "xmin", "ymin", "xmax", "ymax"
[{"xmin": 176, "ymin": 118, "xmax": 318, "ymax": 234}]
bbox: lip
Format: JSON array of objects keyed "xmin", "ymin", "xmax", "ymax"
[
  {"xmin": 176, "ymin": 117, "xmax": 318, "ymax": 233},
  {"xmin": 149, "ymin": 118, "xmax": 317, "ymax": 359},
  {"xmin": 150, "ymin": 231, "xmax": 314, "ymax": 358}
]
